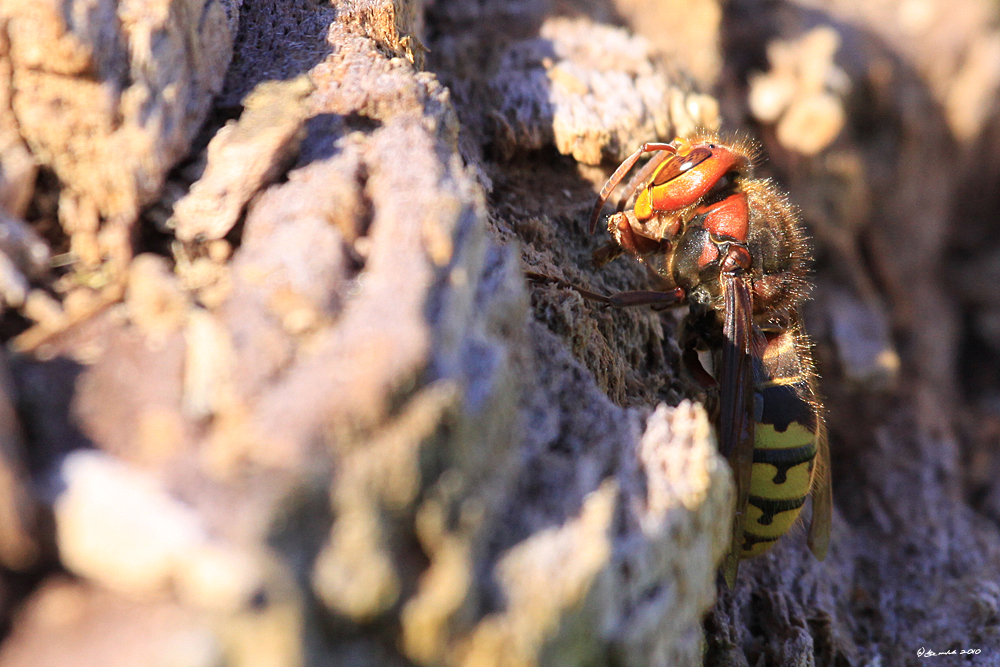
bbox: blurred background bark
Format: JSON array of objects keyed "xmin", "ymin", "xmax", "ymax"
[{"xmin": 0, "ymin": 0, "xmax": 998, "ymax": 665}]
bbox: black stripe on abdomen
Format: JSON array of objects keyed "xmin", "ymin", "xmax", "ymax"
[
  {"xmin": 758, "ymin": 382, "xmax": 817, "ymax": 433},
  {"xmin": 752, "ymin": 441, "xmax": 817, "ymax": 483},
  {"xmin": 741, "ymin": 531, "xmax": 779, "ymax": 553},
  {"xmin": 747, "ymin": 495, "xmax": 807, "ymax": 526}
]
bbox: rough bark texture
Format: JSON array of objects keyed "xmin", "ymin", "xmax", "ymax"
[{"xmin": 0, "ymin": 0, "xmax": 999, "ymax": 666}]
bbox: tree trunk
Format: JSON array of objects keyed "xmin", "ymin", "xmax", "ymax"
[{"xmin": 0, "ymin": 0, "xmax": 998, "ymax": 666}]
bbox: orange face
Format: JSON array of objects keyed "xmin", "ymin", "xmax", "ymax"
[{"xmin": 632, "ymin": 139, "xmax": 752, "ymax": 243}]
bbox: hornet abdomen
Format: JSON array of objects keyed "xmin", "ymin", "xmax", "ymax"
[{"xmin": 742, "ymin": 327, "xmax": 821, "ymax": 558}]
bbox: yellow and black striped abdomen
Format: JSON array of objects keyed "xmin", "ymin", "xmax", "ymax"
[{"xmin": 741, "ymin": 333, "xmax": 821, "ymax": 558}]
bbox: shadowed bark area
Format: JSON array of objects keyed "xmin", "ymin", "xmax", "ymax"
[{"xmin": 0, "ymin": 0, "xmax": 999, "ymax": 666}]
